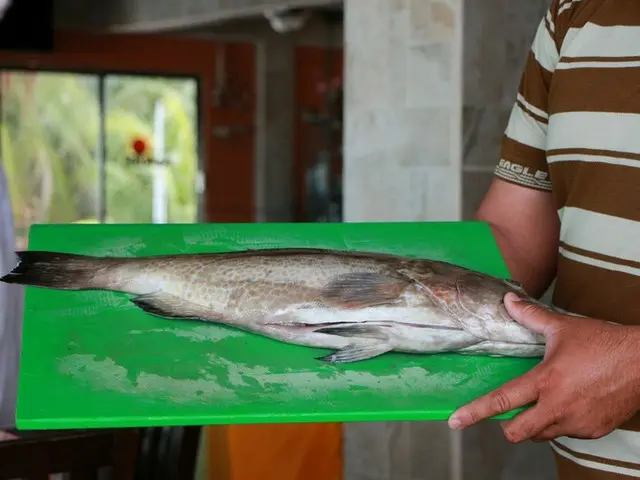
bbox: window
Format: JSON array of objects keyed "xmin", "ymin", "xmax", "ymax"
[{"xmin": 0, "ymin": 70, "xmax": 201, "ymax": 249}]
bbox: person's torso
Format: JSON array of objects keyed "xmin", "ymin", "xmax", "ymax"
[
  {"xmin": 546, "ymin": 0, "xmax": 640, "ymax": 326},
  {"xmin": 544, "ymin": 1, "xmax": 640, "ymax": 476}
]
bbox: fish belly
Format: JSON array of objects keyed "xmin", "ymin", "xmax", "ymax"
[
  {"xmin": 260, "ymin": 306, "xmax": 480, "ymax": 354},
  {"xmin": 456, "ymin": 340, "xmax": 545, "ymax": 357}
]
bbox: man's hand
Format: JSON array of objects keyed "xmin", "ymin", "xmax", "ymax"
[{"xmin": 447, "ymin": 292, "xmax": 640, "ymax": 443}]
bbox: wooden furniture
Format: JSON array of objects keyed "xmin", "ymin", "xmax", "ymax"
[{"xmin": 0, "ymin": 426, "xmax": 201, "ymax": 480}]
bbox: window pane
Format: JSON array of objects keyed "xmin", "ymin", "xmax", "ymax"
[
  {"xmin": 104, "ymin": 75, "xmax": 199, "ymax": 224},
  {"xmin": 0, "ymin": 71, "xmax": 100, "ymax": 249}
]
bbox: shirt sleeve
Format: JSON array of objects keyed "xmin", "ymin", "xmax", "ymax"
[{"xmin": 494, "ymin": 1, "xmax": 562, "ymax": 192}]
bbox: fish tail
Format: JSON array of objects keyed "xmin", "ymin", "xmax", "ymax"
[{"xmin": 0, "ymin": 251, "xmax": 111, "ymax": 290}]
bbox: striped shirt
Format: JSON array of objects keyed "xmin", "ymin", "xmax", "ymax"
[{"xmin": 494, "ymin": 0, "xmax": 640, "ymax": 477}]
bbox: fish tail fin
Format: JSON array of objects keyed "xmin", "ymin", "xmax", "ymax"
[{"xmin": 0, "ymin": 251, "xmax": 108, "ymax": 290}]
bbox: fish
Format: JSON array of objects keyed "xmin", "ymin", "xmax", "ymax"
[{"xmin": 0, "ymin": 248, "xmax": 549, "ymax": 363}]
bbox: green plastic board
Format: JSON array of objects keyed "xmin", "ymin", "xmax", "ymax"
[{"xmin": 15, "ymin": 222, "xmax": 540, "ymax": 430}]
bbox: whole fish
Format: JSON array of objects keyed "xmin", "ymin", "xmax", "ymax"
[{"xmin": 0, "ymin": 248, "xmax": 548, "ymax": 363}]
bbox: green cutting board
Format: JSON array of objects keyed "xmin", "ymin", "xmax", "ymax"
[{"xmin": 15, "ymin": 222, "xmax": 540, "ymax": 430}]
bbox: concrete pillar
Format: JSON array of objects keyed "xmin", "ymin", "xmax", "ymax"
[
  {"xmin": 343, "ymin": 0, "xmax": 462, "ymax": 223},
  {"xmin": 343, "ymin": 1, "xmax": 463, "ymax": 478},
  {"xmin": 254, "ymin": 14, "xmax": 342, "ymax": 223},
  {"xmin": 254, "ymin": 34, "xmax": 296, "ymax": 222},
  {"xmin": 342, "ymin": 0, "xmax": 557, "ymax": 478}
]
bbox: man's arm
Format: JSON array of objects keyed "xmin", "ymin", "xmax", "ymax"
[
  {"xmin": 473, "ymin": 0, "xmax": 564, "ymax": 299},
  {"xmin": 475, "ymin": 178, "xmax": 559, "ymax": 299},
  {"xmin": 448, "ymin": 0, "xmax": 640, "ymax": 442}
]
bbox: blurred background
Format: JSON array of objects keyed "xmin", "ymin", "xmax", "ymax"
[{"xmin": 0, "ymin": 0, "xmax": 558, "ymax": 479}]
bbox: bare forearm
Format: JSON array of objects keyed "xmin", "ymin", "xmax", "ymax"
[
  {"xmin": 474, "ymin": 179, "xmax": 560, "ymax": 299},
  {"xmin": 481, "ymin": 219, "xmax": 557, "ymax": 298}
]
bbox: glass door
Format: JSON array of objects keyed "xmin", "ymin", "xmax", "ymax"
[{"xmin": 0, "ymin": 70, "xmax": 201, "ymax": 249}]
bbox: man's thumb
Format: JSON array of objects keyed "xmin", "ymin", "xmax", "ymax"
[{"xmin": 503, "ymin": 292, "xmax": 557, "ymax": 336}]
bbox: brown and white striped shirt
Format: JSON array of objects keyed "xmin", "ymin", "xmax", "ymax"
[{"xmin": 494, "ymin": 0, "xmax": 640, "ymax": 477}]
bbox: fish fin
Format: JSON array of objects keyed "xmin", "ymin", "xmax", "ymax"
[
  {"xmin": 131, "ymin": 292, "xmax": 212, "ymax": 321},
  {"xmin": 315, "ymin": 324, "xmax": 389, "ymax": 340},
  {"xmin": 322, "ymin": 272, "xmax": 409, "ymax": 307},
  {"xmin": 316, "ymin": 341, "xmax": 393, "ymax": 364},
  {"xmin": 315, "ymin": 324, "xmax": 393, "ymax": 363},
  {"xmin": 0, "ymin": 251, "xmax": 105, "ymax": 290}
]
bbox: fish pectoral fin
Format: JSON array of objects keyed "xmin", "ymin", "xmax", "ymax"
[
  {"xmin": 315, "ymin": 324, "xmax": 389, "ymax": 340},
  {"xmin": 131, "ymin": 292, "xmax": 212, "ymax": 321},
  {"xmin": 322, "ymin": 272, "xmax": 409, "ymax": 307},
  {"xmin": 314, "ymin": 324, "xmax": 392, "ymax": 363},
  {"xmin": 316, "ymin": 341, "xmax": 393, "ymax": 364}
]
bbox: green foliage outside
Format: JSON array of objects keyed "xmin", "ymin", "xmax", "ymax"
[{"xmin": 0, "ymin": 71, "xmax": 199, "ymax": 248}]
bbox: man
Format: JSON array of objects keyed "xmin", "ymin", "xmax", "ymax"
[
  {"xmin": 0, "ymin": 159, "xmax": 21, "ymax": 440},
  {"xmin": 447, "ymin": 0, "xmax": 640, "ymax": 478}
]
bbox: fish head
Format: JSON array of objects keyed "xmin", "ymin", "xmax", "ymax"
[
  {"xmin": 454, "ymin": 272, "xmax": 525, "ymax": 321},
  {"xmin": 452, "ymin": 272, "xmax": 546, "ymax": 343}
]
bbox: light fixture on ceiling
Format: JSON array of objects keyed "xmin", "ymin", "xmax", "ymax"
[{"xmin": 263, "ymin": 6, "xmax": 312, "ymax": 33}]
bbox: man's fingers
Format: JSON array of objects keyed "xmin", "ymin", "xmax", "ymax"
[
  {"xmin": 449, "ymin": 369, "xmax": 541, "ymax": 430},
  {"xmin": 499, "ymin": 404, "xmax": 556, "ymax": 444},
  {"xmin": 504, "ymin": 292, "xmax": 559, "ymax": 336}
]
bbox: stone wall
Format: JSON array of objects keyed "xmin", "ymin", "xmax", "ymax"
[
  {"xmin": 462, "ymin": 0, "xmax": 551, "ymax": 219},
  {"xmin": 342, "ymin": 0, "xmax": 557, "ymax": 478},
  {"xmin": 343, "ymin": 0, "xmax": 463, "ymax": 224}
]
